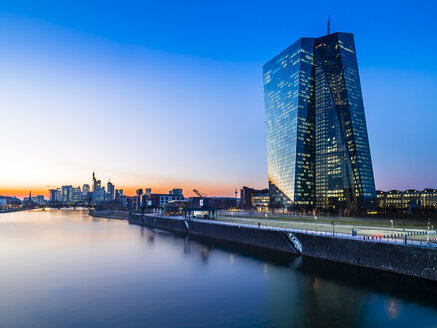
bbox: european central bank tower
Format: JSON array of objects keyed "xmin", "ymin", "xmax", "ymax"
[{"xmin": 263, "ymin": 33, "xmax": 376, "ymax": 212}]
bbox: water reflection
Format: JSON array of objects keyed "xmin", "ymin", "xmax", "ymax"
[
  {"xmin": 386, "ymin": 298, "xmax": 401, "ymax": 319},
  {"xmin": 0, "ymin": 209, "xmax": 436, "ymax": 328}
]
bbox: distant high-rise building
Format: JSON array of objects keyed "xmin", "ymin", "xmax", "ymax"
[
  {"xmin": 115, "ymin": 189, "xmax": 124, "ymax": 200},
  {"xmin": 71, "ymin": 187, "xmax": 82, "ymax": 203},
  {"xmin": 82, "ymin": 184, "xmax": 90, "ymax": 199},
  {"xmin": 263, "ymin": 32, "xmax": 376, "ymax": 212},
  {"xmin": 92, "ymin": 171, "xmax": 99, "ymax": 201},
  {"xmin": 107, "ymin": 180, "xmax": 115, "ymax": 201},
  {"xmin": 96, "ymin": 187, "xmax": 105, "ymax": 203},
  {"xmin": 49, "ymin": 189, "xmax": 58, "ymax": 202},
  {"xmin": 35, "ymin": 195, "xmax": 45, "ymax": 205},
  {"xmin": 61, "ymin": 185, "xmax": 73, "ymax": 203},
  {"xmin": 56, "ymin": 188, "xmax": 61, "ymax": 202},
  {"xmin": 136, "ymin": 189, "xmax": 143, "ymax": 208}
]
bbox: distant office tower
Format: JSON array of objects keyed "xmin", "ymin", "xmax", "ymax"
[
  {"xmin": 263, "ymin": 32, "xmax": 376, "ymax": 212},
  {"xmin": 35, "ymin": 195, "xmax": 45, "ymax": 205},
  {"xmin": 61, "ymin": 185, "xmax": 73, "ymax": 203},
  {"xmin": 107, "ymin": 181, "xmax": 115, "ymax": 201},
  {"xmin": 56, "ymin": 188, "xmax": 61, "ymax": 201},
  {"xmin": 115, "ymin": 189, "xmax": 124, "ymax": 200},
  {"xmin": 49, "ymin": 189, "xmax": 58, "ymax": 202},
  {"xmin": 82, "ymin": 184, "xmax": 90, "ymax": 199},
  {"xmin": 71, "ymin": 187, "xmax": 82, "ymax": 203},
  {"xmin": 92, "ymin": 171, "xmax": 100, "ymax": 201}
]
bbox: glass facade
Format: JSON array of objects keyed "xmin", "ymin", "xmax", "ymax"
[
  {"xmin": 263, "ymin": 38, "xmax": 315, "ymax": 209},
  {"xmin": 263, "ymin": 32, "xmax": 376, "ymax": 212}
]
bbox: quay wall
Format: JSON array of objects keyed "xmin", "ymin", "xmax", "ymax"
[
  {"xmin": 294, "ymin": 232, "xmax": 437, "ymax": 281},
  {"xmin": 91, "ymin": 210, "xmax": 129, "ymax": 220},
  {"xmin": 187, "ymin": 219, "xmax": 297, "ymax": 254},
  {"xmin": 128, "ymin": 213, "xmax": 437, "ymax": 281},
  {"xmin": 129, "ymin": 214, "xmax": 297, "ymax": 254},
  {"xmin": 130, "ymin": 213, "xmax": 187, "ymax": 233}
]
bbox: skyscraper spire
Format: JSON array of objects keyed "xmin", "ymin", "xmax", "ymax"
[{"xmin": 327, "ymin": 14, "xmax": 331, "ymax": 35}]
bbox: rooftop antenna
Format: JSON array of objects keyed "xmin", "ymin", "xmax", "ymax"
[{"xmin": 327, "ymin": 14, "xmax": 331, "ymax": 35}]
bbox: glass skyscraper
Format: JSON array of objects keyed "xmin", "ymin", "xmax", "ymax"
[{"xmin": 263, "ymin": 32, "xmax": 376, "ymax": 212}]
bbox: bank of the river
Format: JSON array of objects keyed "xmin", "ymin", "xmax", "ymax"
[
  {"xmin": 218, "ymin": 214, "xmax": 436, "ymax": 243},
  {"xmin": 90, "ymin": 210, "xmax": 128, "ymax": 220},
  {"xmin": 219, "ymin": 211, "xmax": 435, "ymax": 229},
  {"xmin": 127, "ymin": 213, "xmax": 437, "ymax": 282},
  {"xmin": 0, "ymin": 207, "xmax": 36, "ymax": 214}
]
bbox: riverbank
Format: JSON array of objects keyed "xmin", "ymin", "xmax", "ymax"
[
  {"xmin": 218, "ymin": 214, "xmax": 436, "ymax": 243},
  {"xmin": 0, "ymin": 207, "xmax": 35, "ymax": 214},
  {"xmin": 127, "ymin": 213, "xmax": 437, "ymax": 281},
  {"xmin": 90, "ymin": 210, "xmax": 128, "ymax": 220},
  {"xmin": 219, "ymin": 211, "xmax": 435, "ymax": 229}
]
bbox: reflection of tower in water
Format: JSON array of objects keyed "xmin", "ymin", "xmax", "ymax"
[
  {"xmin": 264, "ymin": 262, "xmax": 367, "ymax": 327},
  {"xmin": 147, "ymin": 231, "xmax": 154, "ymax": 244},
  {"xmin": 184, "ymin": 236, "xmax": 191, "ymax": 254},
  {"xmin": 386, "ymin": 298, "xmax": 400, "ymax": 319},
  {"xmin": 200, "ymin": 246, "xmax": 209, "ymax": 263}
]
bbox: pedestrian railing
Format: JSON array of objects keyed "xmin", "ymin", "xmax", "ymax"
[{"xmin": 132, "ymin": 213, "xmax": 437, "ymax": 249}]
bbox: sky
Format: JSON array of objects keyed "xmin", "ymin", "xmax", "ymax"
[{"xmin": 0, "ymin": 0, "xmax": 436, "ymax": 198}]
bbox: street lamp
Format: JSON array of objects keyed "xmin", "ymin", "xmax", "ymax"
[
  {"xmin": 427, "ymin": 218, "xmax": 431, "ymax": 245},
  {"xmin": 314, "ymin": 216, "xmax": 318, "ymax": 233},
  {"xmin": 331, "ymin": 221, "xmax": 335, "ymax": 236}
]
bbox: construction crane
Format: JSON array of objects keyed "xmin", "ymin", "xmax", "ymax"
[{"xmin": 193, "ymin": 189, "xmax": 207, "ymax": 198}]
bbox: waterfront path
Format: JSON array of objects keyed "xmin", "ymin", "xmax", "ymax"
[{"xmin": 217, "ymin": 213, "xmax": 437, "ymax": 246}]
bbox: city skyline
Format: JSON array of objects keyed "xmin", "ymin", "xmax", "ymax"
[{"xmin": 1, "ymin": 0, "xmax": 436, "ymax": 198}]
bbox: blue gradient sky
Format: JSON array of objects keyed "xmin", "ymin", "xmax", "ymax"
[{"xmin": 0, "ymin": 0, "xmax": 436, "ymax": 196}]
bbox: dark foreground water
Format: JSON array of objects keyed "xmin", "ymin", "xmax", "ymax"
[{"xmin": 1, "ymin": 209, "xmax": 437, "ymax": 328}]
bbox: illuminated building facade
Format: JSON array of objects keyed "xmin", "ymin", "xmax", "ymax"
[
  {"xmin": 251, "ymin": 193, "xmax": 270, "ymax": 212},
  {"xmin": 377, "ymin": 189, "xmax": 437, "ymax": 211},
  {"xmin": 264, "ymin": 38, "xmax": 316, "ymax": 209},
  {"xmin": 263, "ymin": 32, "xmax": 376, "ymax": 212}
]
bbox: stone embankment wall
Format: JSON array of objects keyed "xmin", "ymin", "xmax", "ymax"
[
  {"xmin": 187, "ymin": 219, "xmax": 297, "ymax": 254},
  {"xmin": 294, "ymin": 232, "xmax": 437, "ymax": 281},
  {"xmin": 136, "ymin": 214, "xmax": 187, "ymax": 233},
  {"xmin": 91, "ymin": 210, "xmax": 129, "ymax": 220},
  {"xmin": 128, "ymin": 213, "xmax": 437, "ymax": 281}
]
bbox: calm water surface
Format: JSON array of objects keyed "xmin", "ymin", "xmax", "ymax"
[{"xmin": 1, "ymin": 209, "xmax": 437, "ymax": 328}]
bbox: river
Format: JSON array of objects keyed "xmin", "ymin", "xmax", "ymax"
[{"xmin": 1, "ymin": 208, "xmax": 436, "ymax": 328}]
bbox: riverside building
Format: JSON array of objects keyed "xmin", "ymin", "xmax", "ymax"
[
  {"xmin": 377, "ymin": 189, "xmax": 437, "ymax": 212},
  {"xmin": 263, "ymin": 31, "xmax": 376, "ymax": 213}
]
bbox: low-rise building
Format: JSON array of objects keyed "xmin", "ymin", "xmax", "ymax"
[
  {"xmin": 377, "ymin": 189, "xmax": 437, "ymax": 211},
  {"xmin": 239, "ymin": 186, "xmax": 269, "ymax": 211},
  {"xmin": 146, "ymin": 189, "xmax": 185, "ymax": 207},
  {"xmin": 251, "ymin": 193, "xmax": 270, "ymax": 212}
]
